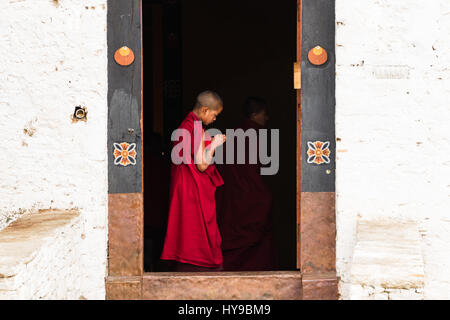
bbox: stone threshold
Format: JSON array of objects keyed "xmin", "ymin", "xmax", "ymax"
[{"xmin": 107, "ymin": 271, "xmax": 340, "ymax": 300}]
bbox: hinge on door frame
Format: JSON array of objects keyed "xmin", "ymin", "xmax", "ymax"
[{"xmin": 294, "ymin": 62, "xmax": 301, "ymax": 89}]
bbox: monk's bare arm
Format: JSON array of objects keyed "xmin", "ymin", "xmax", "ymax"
[{"xmin": 195, "ymin": 134, "xmax": 226, "ymax": 172}]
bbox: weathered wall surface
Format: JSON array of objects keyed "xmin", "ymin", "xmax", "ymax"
[
  {"xmin": 0, "ymin": 0, "xmax": 108, "ymax": 299},
  {"xmin": 336, "ymin": 0, "xmax": 450, "ymax": 299},
  {"xmin": 0, "ymin": 211, "xmax": 85, "ymax": 299}
]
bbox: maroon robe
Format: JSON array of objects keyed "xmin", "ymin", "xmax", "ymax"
[
  {"xmin": 216, "ymin": 118, "xmax": 277, "ymax": 271},
  {"xmin": 160, "ymin": 112, "xmax": 224, "ymax": 268}
]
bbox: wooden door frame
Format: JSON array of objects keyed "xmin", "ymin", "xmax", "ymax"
[{"xmin": 105, "ymin": 0, "xmax": 337, "ymax": 300}]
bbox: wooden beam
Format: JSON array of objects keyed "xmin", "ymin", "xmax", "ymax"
[{"xmin": 107, "ymin": 0, "xmax": 143, "ymax": 194}]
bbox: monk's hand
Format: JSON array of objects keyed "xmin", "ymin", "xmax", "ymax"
[{"xmin": 211, "ymin": 134, "xmax": 226, "ymax": 149}]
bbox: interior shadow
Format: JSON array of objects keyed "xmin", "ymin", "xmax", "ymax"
[{"xmin": 143, "ymin": 0, "xmax": 297, "ymax": 272}]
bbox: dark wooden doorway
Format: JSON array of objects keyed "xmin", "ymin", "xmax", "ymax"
[
  {"xmin": 142, "ymin": 0, "xmax": 297, "ymax": 273},
  {"xmin": 106, "ymin": 0, "xmax": 338, "ymax": 300}
]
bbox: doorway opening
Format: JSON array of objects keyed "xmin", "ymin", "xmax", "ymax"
[{"xmin": 142, "ymin": 0, "xmax": 297, "ymax": 272}]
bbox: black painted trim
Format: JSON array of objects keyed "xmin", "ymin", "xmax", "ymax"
[
  {"xmin": 107, "ymin": 0, "xmax": 143, "ymax": 194},
  {"xmin": 301, "ymin": 0, "xmax": 336, "ymax": 192}
]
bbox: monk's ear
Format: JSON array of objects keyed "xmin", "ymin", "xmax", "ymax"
[{"xmin": 200, "ymin": 106, "xmax": 210, "ymax": 114}]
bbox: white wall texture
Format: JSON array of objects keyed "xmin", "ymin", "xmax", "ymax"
[
  {"xmin": 336, "ymin": 0, "xmax": 450, "ymax": 299},
  {"xmin": 0, "ymin": 0, "xmax": 108, "ymax": 299},
  {"xmin": 0, "ymin": 211, "xmax": 85, "ymax": 300}
]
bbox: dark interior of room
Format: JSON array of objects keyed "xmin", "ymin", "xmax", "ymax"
[{"xmin": 143, "ymin": 0, "xmax": 297, "ymax": 272}]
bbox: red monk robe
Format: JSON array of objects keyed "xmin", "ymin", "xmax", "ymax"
[
  {"xmin": 216, "ymin": 118, "xmax": 278, "ymax": 271},
  {"xmin": 160, "ymin": 111, "xmax": 224, "ymax": 268}
]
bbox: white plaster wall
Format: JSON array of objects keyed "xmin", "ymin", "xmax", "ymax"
[
  {"xmin": 336, "ymin": 0, "xmax": 450, "ymax": 299},
  {"xmin": 0, "ymin": 214, "xmax": 85, "ymax": 300},
  {"xmin": 0, "ymin": 0, "xmax": 108, "ymax": 299}
]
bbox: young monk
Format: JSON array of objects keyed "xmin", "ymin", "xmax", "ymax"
[
  {"xmin": 216, "ymin": 97, "xmax": 278, "ymax": 271},
  {"xmin": 160, "ymin": 90, "xmax": 226, "ymax": 272}
]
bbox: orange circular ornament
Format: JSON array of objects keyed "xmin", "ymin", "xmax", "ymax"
[
  {"xmin": 308, "ymin": 45, "xmax": 328, "ymax": 66},
  {"xmin": 114, "ymin": 46, "xmax": 135, "ymax": 66}
]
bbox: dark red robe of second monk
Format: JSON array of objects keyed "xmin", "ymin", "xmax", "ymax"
[
  {"xmin": 216, "ymin": 118, "xmax": 277, "ymax": 271},
  {"xmin": 160, "ymin": 112, "xmax": 224, "ymax": 268}
]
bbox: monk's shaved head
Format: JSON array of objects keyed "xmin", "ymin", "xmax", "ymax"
[{"xmin": 194, "ymin": 90, "xmax": 223, "ymax": 110}]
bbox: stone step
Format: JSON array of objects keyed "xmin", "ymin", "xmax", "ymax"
[
  {"xmin": 0, "ymin": 209, "xmax": 80, "ymax": 299},
  {"xmin": 349, "ymin": 219, "xmax": 425, "ymax": 300}
]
